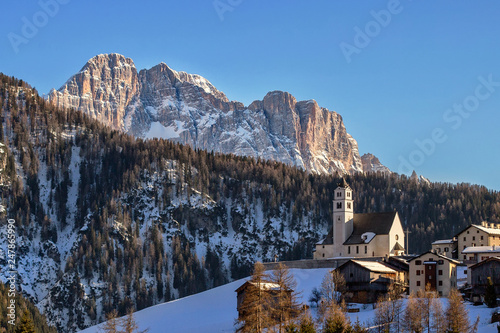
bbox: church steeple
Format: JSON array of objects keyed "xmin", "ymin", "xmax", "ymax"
[{"xmin": 333, "ymin": 178, "xmax": 354, "ymax": 256}]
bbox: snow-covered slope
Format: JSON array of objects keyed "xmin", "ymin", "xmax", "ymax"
[{"xmin": 78, "ymin": 267, "xmax": 499, "ymax": 333}]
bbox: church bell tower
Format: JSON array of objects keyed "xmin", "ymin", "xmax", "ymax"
[{"xmin": 333, "ymin": 178, "xmax": 353, "ymax": 256}]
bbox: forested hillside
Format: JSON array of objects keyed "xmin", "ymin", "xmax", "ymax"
[{"xmin": 0, "ymin": 74, "xmax": 498, "ymax": 331}]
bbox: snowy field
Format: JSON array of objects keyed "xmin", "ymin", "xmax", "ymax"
[{"xmin": 79, "ymin": 268, "xmax": 499, "ymax": 333}]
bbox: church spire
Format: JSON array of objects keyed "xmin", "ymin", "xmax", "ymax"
[{"xmin": 338, "ymin": 177, "xmax": 350, "ymax": 188}]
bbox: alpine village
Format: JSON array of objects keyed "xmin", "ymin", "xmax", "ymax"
[{"xmin": 0, "ymin": 53, "xmax": 499, "ymax": 333}]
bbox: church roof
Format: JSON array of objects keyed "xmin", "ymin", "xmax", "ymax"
[
  {"xmin": 344, "ymin": 212, "xmax": 398, "ymax": 245},
  {"xmin": 317, "ymin": 211, "xmax": 398, "ymax": 246}
]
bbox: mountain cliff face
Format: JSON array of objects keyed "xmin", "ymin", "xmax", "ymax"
[
  {"xmin": 48, "ymin": 53, "xmax": 367, "ymax": 175},
  {"xmin": 361, "ymin": 153, "xmax": 391, "ymax": 174}
]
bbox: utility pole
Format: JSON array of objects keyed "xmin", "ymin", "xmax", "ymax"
[{"xmin": 405, "ymin": 228, "xmax": 412, "ymax": 255}]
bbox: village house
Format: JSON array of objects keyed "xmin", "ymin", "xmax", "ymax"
[
  {"xmin": 431, "ymin": 239, "xmax": 457, "ymax": 259},
  {"xmin": 314, "ymin": 179, "xmax": 405, "ymax": 260},
  {"xmin": 456, "ymin": 222, "xmax": 500, "ymax": 261},
  {"xmin": 337, "ymin": 259, "xmax": 407, "ymax": 303},
  {"xmin": 432, "ymin": 222, "xmax": 500, "ymax": 261},
  {"xmin": 235, "ymin": 280, "xmax": 293, "ymax": 320},
  {"xmin": 469, "ymin": 257, "xmax": 500, "ymax": 304},
  {"xmin": 408, "ymin": 251, "xmax": 461, "ymax": 297}
]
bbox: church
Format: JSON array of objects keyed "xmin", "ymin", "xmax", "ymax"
[{"xmin": 314, "ymin": 179, "xmax": 406, "ymax": 259}]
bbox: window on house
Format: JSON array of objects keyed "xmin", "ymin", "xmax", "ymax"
[
  {"xmin": 463, "ymin": 237, "xmax": 466, "ymax": 241},
  {"xmin": 438, "ymin": 291, "xmax": 442, "ymax": 296},
  {"xmin": 350, "ymin": 273, "xmax": 353, "ymax": 278},
  {"xmin": 348, "ymin": 246, "xmax": 350, "ymax": 254},
  {"xmin": 337, "ymin": 202, "xmax": 342, "ymax": 209},
  {"xmin": 322, "ymin": 253, "xmax": 325, "ymax": 257},
  {"xmin": 439, "ymin": 280, "xmax": 443, "ymax": 286},
  {"xmin": 463, "ymin": 255, "xmax": 466, "ymax": 260},
  {"xmin": 356, "ymin": 246, "xmax": 359, "ymax": 254},
  {"xmin": 477, "ymin": 230, "xmax": 479, "ymax": 233},
  {"xmin": 472, "ymin": 236, "xmax": 475, "ymax": 241},
  {"xmin": 365, "ymin": 246, "xmax": 367, "ymax": 254},
  {"xmin": 415, "ymin": 260, "xmax": 422, "ymax": 265},
  {"xmin": 467, "ymin": 231, "xmax": 469, "ymax": 234},
  {"xmin": 347, "ymin": 203, "xmax": 351, "ymax": 209},
  {"xmin": 416, "ymin": 270, "xmax": 420, "ymax": 276},
  {"xmin": 444, "ymin": 247, "xmax": 449, "ymax": 252},
  {"xmin": 417, "ymin": 281, "xmax": 421, "ymax": 286},
  {"xmin": 438, "ymin": 260, "xmax": 444, "ymax": 265},
  {"xmin": 438, "ymin": 270, "xmax": 443, "ymax": 275},
  {"xmin": 481, "ymin": 236, "xmax": 484, "ymax": 240}
]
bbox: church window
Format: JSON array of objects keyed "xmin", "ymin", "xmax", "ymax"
[
  {"xmin": 348, "ymin": 246, "xmax": 351, "ymax": 254},
  {"xmin": 347, "ymin": 192, "xmax": 351, "ymax": 197},
  {"xmin": 337, "ymin": 192, "xmax": 341, "ymax": 197},
  {"xmin": 356, "ymin": 246, "xmax": 359, "ymax": 254},
  {"xmin": 337, "ymin": 202, "xmax": 342, "ymax": 209},
  {"xmin": 395, "ymin": 234, "xmax": 399, "ymax": 241},
  {"xmin": 347, "ymin": 203, "xmax": 351, "ymax": 209},
  {"xmin": 364, "ymin": 246, "xmax": 367, "ymax": 254}
]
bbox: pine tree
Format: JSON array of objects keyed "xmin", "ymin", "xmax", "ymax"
[
  {"xmin": 15, "ymin": 311, "xmax": 36, "ymax": 333},
  {"xmin": 402, "ymin": 292, "xmax": 424, "ymax": 333},
  {"xmin": 235, "ymin": 262, "xmax": 273, "ymax": 333},
  {"xmin": 99, "ymin": 309, "xmax": 120, "ymax": 333},
  {"xmin": 298, "ymin": 311, "xmax": 316, "ymax": 333},
  {"xmin": 485, "ymin": 277, "xmax": 497, "ymax": 308},
  {"xmin": 322, "ymin": 302, "xmax": 351, "ymax": 333},
  {"xmin": 271, "ymin": 263, "xmax": 302, "ymax": 332},
  {"xmin": 445, "ymin": 289, "xmax": 475, "ymax": 333}
]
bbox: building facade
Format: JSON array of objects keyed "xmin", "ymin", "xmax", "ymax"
[{"xmin": 408, "ymin": 251, "xmax": 461, "ymax": 297}]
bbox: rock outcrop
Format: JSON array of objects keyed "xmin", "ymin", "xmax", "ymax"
[
  {"xmin": 48, "ymin": 53, "xmax": 386, "ymax": 175},
  {"xmin": 361, "ymin": 153, "xmax": 391, "ymax": 175}
]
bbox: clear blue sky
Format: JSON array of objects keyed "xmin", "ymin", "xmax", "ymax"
[{"xmin": 1, "ymin": 0, "xmax": 499, "ymax": 190}]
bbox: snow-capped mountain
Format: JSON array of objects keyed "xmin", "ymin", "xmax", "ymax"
[{"xmin": 48, "ymin": 53, "xmax": 372, "ymax": 175}]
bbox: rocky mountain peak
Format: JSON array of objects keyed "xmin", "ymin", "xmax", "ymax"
[
  {"xmin": 48, "ymin": 54, "xmax": 390, "ymax": 175},
  {"xmin": 361, "ymin": 153, "xmax": 391, "ymax": 174}
]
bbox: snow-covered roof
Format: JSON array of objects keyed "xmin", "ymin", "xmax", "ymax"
[
  {"xmin": 462, "ymin": 246, "xmax": 500, "ymax": 254},
  {"xmin": 432, "ymin": 239, "xmax": 454, "ymax": 245},
  {"xmin": 351, "ymin": 260, "xmax": 397, "ymax": 274},
  {"xmin": 474, "ymin": 225, "xmax": 500, "ymax": 235}
]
